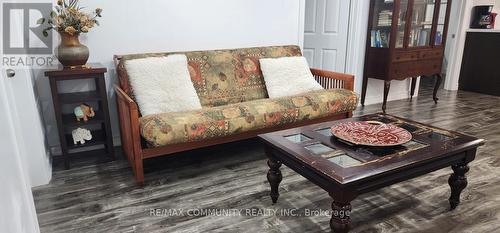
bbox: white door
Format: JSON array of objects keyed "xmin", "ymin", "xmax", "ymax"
[
  {"xmin": 0, "ymin": 74, "xmax": 40, "ymax": 233},
  {"xmin": 3, "ymin": 67, "xmax": 52, "ymax": 187},
  {"xmin": 303, "ymin": 0, "xmax": 351, "ymax": 72},
  {"xmin": 2, "ymin": 1, "xmax": 52, "ymax": 186}
]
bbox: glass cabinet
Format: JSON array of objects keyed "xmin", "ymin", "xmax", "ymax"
[
  {"xmin": 362, "ymin": 0, "xmax": 452, "ymax": 112},
  {"xmin": 368, "ymin": 0, "xmax": 449, "ymax": 48}
]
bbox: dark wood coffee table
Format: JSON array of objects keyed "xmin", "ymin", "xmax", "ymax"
[{"xmin": 259, "ymin": 113, "xmax": 484, "ymax": 233}]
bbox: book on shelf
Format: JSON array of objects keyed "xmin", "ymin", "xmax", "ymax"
[
  {"xmin": 371, "ymin": 30, "xmax": 376, "ymax": 47},
  {"xmin": 380, "ymin": 31, "xmax": 389, "ymax": 47},
  {"xmin": 371, "ymin": 30, "xmax": 390, "ymax": 48},
  {"xmin": 418, "ymin": 29, "xmax": 428, "ymax": 46},
  {"xmin": 409, "ymin": 28, "xmax": 431, "ymax": 46},
  {"xmin": 435, "ymin": 31, "xmax": 443, "ymax": 45},
  {"xmin": 396, "ymin": 33, "xmax": 404, "ymax": 48},
  {"xmin": 376, "ymin": 31, "xmax": 382, "ymax": 47},
  {"xmin": 410, "ymin": 29, "xmax": 418, "ymax": 46},
  {"xmin": 377, "ymin": 10, "xmax": 393, "ymax": 27}
]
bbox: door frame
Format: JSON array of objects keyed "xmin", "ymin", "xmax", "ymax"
[
  {"xmin": 298, "ymin": 0, "xmax": 306, "ymax": 48},
  {"xmin": 443, "ymin": 0, "xmax": 468, "ymax": 91},
  {"xmin": 345, "ymin": 0, "xmax": 370, "ymax": 94}
]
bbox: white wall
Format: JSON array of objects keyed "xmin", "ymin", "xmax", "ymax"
[
  {"xmin": 0, "ymin": 75, "xmax": 40, "ymax": 233},
  {"xmin": 36, "ymin": 0, "xmax": 306, "ymax": 153}
]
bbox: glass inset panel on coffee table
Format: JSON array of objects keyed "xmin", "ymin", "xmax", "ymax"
[
  {"xmin": 304, "ymin": 143, "xmax": 335, "ymax": 155},
  {"xmin": 328, "ymin": 154, "xmax": 362, "ymax": 168},
  {"xmin": 315, "ymin": 128, "xmax": 333, "ymax": 137},
  {"xmin": 284, "ymin": 134, "xmax": 312, "ymax": 143}
]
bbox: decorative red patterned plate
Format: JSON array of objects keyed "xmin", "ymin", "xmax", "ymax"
[{"xmin": 331, "ymin": 121, "xmax": 412, "ymax": 146}]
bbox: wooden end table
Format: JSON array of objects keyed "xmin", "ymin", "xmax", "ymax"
[{"xmin": 259, "ymin": 114, "xmax": 484, "ymax": 233}]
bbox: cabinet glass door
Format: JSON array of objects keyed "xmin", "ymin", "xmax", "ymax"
[
  {"xmin": 370, "ymin": 0, "xmax": 394, "ymax": 48},
  {"xmin": 434, "ymin": 0, "xmax": 448, "ymax": 45},
  {"xmin": 396, "ymin": 0, "xmax": 409, "ymax": 48},
  {"xmin": 409, "ymin": 0, "xmax": 435, "ymax": 47}
]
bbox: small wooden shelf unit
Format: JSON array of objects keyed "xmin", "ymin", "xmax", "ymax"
[{"xmin": 45, "ymin": 64, "xmax": 115, "ymax": 169}]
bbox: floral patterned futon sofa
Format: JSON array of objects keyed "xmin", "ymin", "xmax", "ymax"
[{"xmin": 114, "ymin": 45, "xmax": 358, "ymax": 184}]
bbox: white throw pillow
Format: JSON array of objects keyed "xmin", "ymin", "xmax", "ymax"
[
  {"xmin": 124, "ymin": 55, "xmax": 202, "ymax": 116},
  {"xmin": 259, "ymin": 56, "xmax": 323, "ymax": 98}
]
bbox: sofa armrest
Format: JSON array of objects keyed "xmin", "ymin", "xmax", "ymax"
[
  {"xmin": 114, "ymin": 84, "xmax": 144, "ymax": 181},
  {"xmin": 310, "ymin": 68, "xmax": 354, "ymax": 91},
  {"xmin": 115, "ymin": 84, "xmax": 136, "ymax": 106}
]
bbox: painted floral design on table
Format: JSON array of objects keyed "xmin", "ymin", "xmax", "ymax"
[{"xmin": 331, "ymin": 121, "xmax": 412, "ymax": 146}]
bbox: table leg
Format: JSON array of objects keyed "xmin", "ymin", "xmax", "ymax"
[
  {"xmin": 448, "ymin": 161, "xmax": 470, "ymax": 210},
  {"xmin": 433, "ymin": 74, "xmax": 442, "ymax": 104},
  {"xmin": 382, "ymin": 80, "xmax": 391, "ymax": 113},
  {"xmin": 330, "ymin": 193, "xmax": 352, "ymax": 233},
  {"xmin": 267, "ymin": 154, "xmax": 282, "ymax": 204}
]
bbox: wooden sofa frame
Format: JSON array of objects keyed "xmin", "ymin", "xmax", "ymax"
[{"xmin": 114, "ymin": 55, "xmax": 355, "ymax": 184}]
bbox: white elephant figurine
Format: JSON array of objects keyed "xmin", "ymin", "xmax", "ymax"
[{"xmin": 72, "ymin": 127, "xmax": 92, "ymax": 145}]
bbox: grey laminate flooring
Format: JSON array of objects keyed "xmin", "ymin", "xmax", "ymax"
[{"xmin": 33, "ymin": 86, "xmax": 500, "ymax": 233}]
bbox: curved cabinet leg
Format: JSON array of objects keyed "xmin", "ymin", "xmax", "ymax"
[
  {"xmin": 329, "ymin": 193, "xmax": 352, "ymax": 233},
  {"xmin": 433, "ymin": 74, "xmax": 442, "ymax": 104},
  {"xmin": 382, "ymin": 80, "xmax": 391, "ymax": 113},
  {"xmin": 266, "ymin": 150, "xmax": 282, "ymax": 204},
  {"xmin": 448, "ymin": 161, "xmax": 470, "ymax": 210}
]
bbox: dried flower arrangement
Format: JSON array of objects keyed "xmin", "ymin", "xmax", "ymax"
[{"xmin": 37, "ymin": 0, "xmax": 102, "ymax": 36}]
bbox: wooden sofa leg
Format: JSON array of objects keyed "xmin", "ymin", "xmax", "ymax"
[
  {"xmin": 346, "ymin": 112, "xmax": 353, "ymax": 118},
  {"xmin": 135, "ymin": 159, "xmax": 145, "ymax": 185}
]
